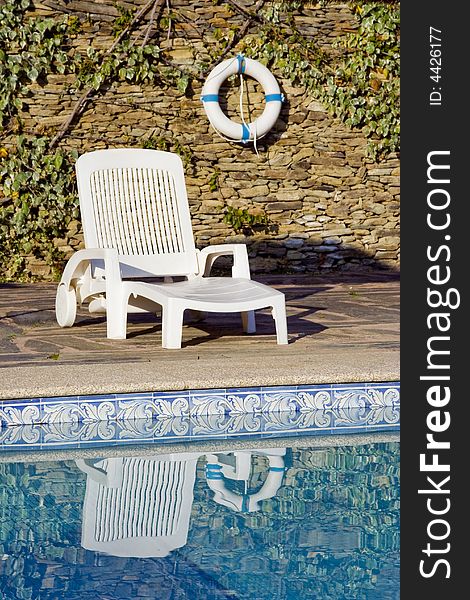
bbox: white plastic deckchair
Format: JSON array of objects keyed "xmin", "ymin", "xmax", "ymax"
[
  {"xmin": 55, "ymin": 149, "xmax": 288, "ymax": 348},
  {"xmin": 76, "ymin": 454, "xmax": 200, "ymax": 558}
]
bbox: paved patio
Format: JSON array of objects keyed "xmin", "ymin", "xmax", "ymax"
[{"xmin": 0, "ymin": 273, "xmax": 399, "ymax": 400}]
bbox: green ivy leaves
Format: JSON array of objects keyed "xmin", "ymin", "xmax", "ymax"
[
  {"xmin": 327, "ymin": 1, "xmax": 400, "ymax": 157},
  {"xmin": 76, "ymin": 41, "xmax": 162, "ymax": 91},
  {"xmin": 1, "ymin": 0, "xmax": 399, "ymax": 158},
  {"xmin": 244, "ymin": 0, "xmax": 400, "ymax": 159},
  {"xmin": 0, "ymin": 0, "xmax": 399, "ymax": 279},
  {"xmin": 224, "ymin": 206, "xmax": 269, "ymax": 234},
  {"xmin": 0, "ymin": 1, "xmax": 77, "ymax": 131},
  {"xmin": 142, "ymin": 136, "xmax": 194, "ymax": 170},
  {"xmin": 0, "ymin": 136, "xmax": 78, "ymax": 280}
]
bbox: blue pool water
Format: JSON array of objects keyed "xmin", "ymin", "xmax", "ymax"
[{"xmin": 0, "ymin": 441, "xmax": 399, "ymax": 599}]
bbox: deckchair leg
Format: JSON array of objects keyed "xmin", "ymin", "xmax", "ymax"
[
  {"xmin": 162, "ymin": 303, "xmax": 184, "ymax": 349},
  {"xmin": 106, "ymin": 290, "xmax": 129, "ymax": 340},
  {"xmin": 241, "ymin": 310, "xmax": 256, "ymax": 334},
  {"xmin": 272, "ymin": 300, "xmax": 288, "ymax": 345}
]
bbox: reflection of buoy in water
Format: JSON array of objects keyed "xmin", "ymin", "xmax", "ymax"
[{"xmin": 205, "ymin": 449, "xmax": 286, "ymax": 512}]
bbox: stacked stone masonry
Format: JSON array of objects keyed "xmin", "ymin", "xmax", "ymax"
[{"xmin": 19, "ymin": 0, "xmax": 399, "ymax": 276}]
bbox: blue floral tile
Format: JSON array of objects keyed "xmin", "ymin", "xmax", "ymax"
[
  {"xmin": 117, "ymin": 391, "xmax": 189, "ymax": 420},
  {"xmin": 190, "ymin": 389, "xmax": 228, "ymax": 415},
  {"xmin": 41, "ymin": 396, "xmax": 117, "ymax": 424},
  {"xmin": 0, "ymin": 402, "xmax": 41, "ymax": 426},
  {"xmin": 0, "ymin": 403, "xmax": 400, "ymax": 453},
  {"xmin": 0, "ymin": 382, "xmax": 400, "ymax": 428}
]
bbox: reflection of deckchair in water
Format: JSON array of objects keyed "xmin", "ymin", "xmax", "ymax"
[
  {"xmin": 206, "ymin": 449, "xmax": 286, "ymax": 512},
  {"xmin": 76, "ymin": 448, "xmax": 286, "ymax": 558},
  {"xmin": 76, "ymin": 454, "xmax": 199, "ymax": 557}
]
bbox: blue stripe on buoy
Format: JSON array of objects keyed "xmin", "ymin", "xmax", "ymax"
[
  {"xmin": 201, "ymin": 94, "xmax": 219, "ymax": 102},
  {"xmin": 269, "ymin": 466, "xmax": 285, "ymax": 472},
  {"xmin": 241, "ymin": 123, "xmax": 250, "ymax": 141},
  {"xmin": 207, "ymin": 473, "xmax": 223, "ymax": 480},
  {"xmin": 237, "ymin": 54, "xmax": 246, "ymax": 74},
  {"xmin": 265, "ymin": 93, "xmax": 283, "ymax": 103},
  {"xmin": 241, "ymin": 494, "xmax": 250, "ymax": 512}
]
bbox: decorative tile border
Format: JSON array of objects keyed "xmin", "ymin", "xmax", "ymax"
[
  {"xmin": 0, "ymin": 382, "xmax": 400, "ymax": 428},
  {"xmin": 0, "ymin": 403, "xmax": 400, "ymax": 452}
]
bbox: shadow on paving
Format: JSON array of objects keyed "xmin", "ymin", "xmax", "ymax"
[{"xmin": 0, "ymin": 272, "xmax": 399, "ymax": 370}]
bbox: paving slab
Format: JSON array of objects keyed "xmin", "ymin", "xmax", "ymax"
[{"xmin": 0, "ymin": 273, "xmax": 399, "ymax": 399}]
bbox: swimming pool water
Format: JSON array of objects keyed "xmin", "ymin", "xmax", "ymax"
[{"xmin": 0, "ymin": 441, "xmax": 399, "ymax": 599}]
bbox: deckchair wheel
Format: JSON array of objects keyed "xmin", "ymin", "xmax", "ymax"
[{"xmin": 56, "ymin": 283, "xmax": 77, "ymax": 327}]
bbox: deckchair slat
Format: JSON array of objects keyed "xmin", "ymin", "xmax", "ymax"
[{"xmin": 88, "ymin": 165, "xmax": 189, "ymax": 258}]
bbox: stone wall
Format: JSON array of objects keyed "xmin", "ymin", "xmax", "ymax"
[{"xmin": 18, "ymin": 0, "xmax": 399, "ymax": 276}]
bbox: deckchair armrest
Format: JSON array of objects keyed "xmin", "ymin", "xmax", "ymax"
[
  {"xmin": 198, "ymin": 244, "xmax": 251, "ymax": 279},
  {"xmin": 59, "ymin": 248, "xmax": 121, "ymax": 287}
]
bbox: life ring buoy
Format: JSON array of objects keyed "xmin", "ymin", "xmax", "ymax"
[{"xmin": 201, "ymin": 54, "xmax": 284, "ymax": 144}]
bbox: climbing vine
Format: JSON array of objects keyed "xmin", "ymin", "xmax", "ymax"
[
  {"xmin": 0, "ymin": 0, "xmax": 399, "ymax": 281},
  {"xmin": 223, "ymin": 205, "xmax": 270, "ymax": 235},
  {"xmin": 0, "ymin": 0, "xmax": 79, "ymax": 131},
  {"xmin": 0, "ymin": 136, "xmax": 78, "ymax": 280},
  {"xmin": 242, "ymin": 0, "xmax": 400, "ymax": 158},
  {"xmin": 142, "ymin": 135, "xmax": 194, "ymax": 170},
  {"xmin": 0, "ymin": 0, "xmax": 185, "ymax": 279}
]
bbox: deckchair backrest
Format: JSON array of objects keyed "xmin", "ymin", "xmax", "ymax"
[
  {"xmin": 81, "ymin": 455, "xmax": 199, "ymax": 557},
  {"xmin": 94, "ymin": 458, "xmax": 186, "ymax": 541},
  {"xmin": 76, "ymin": 149, "xmax": 198, "ymax": 277}
]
